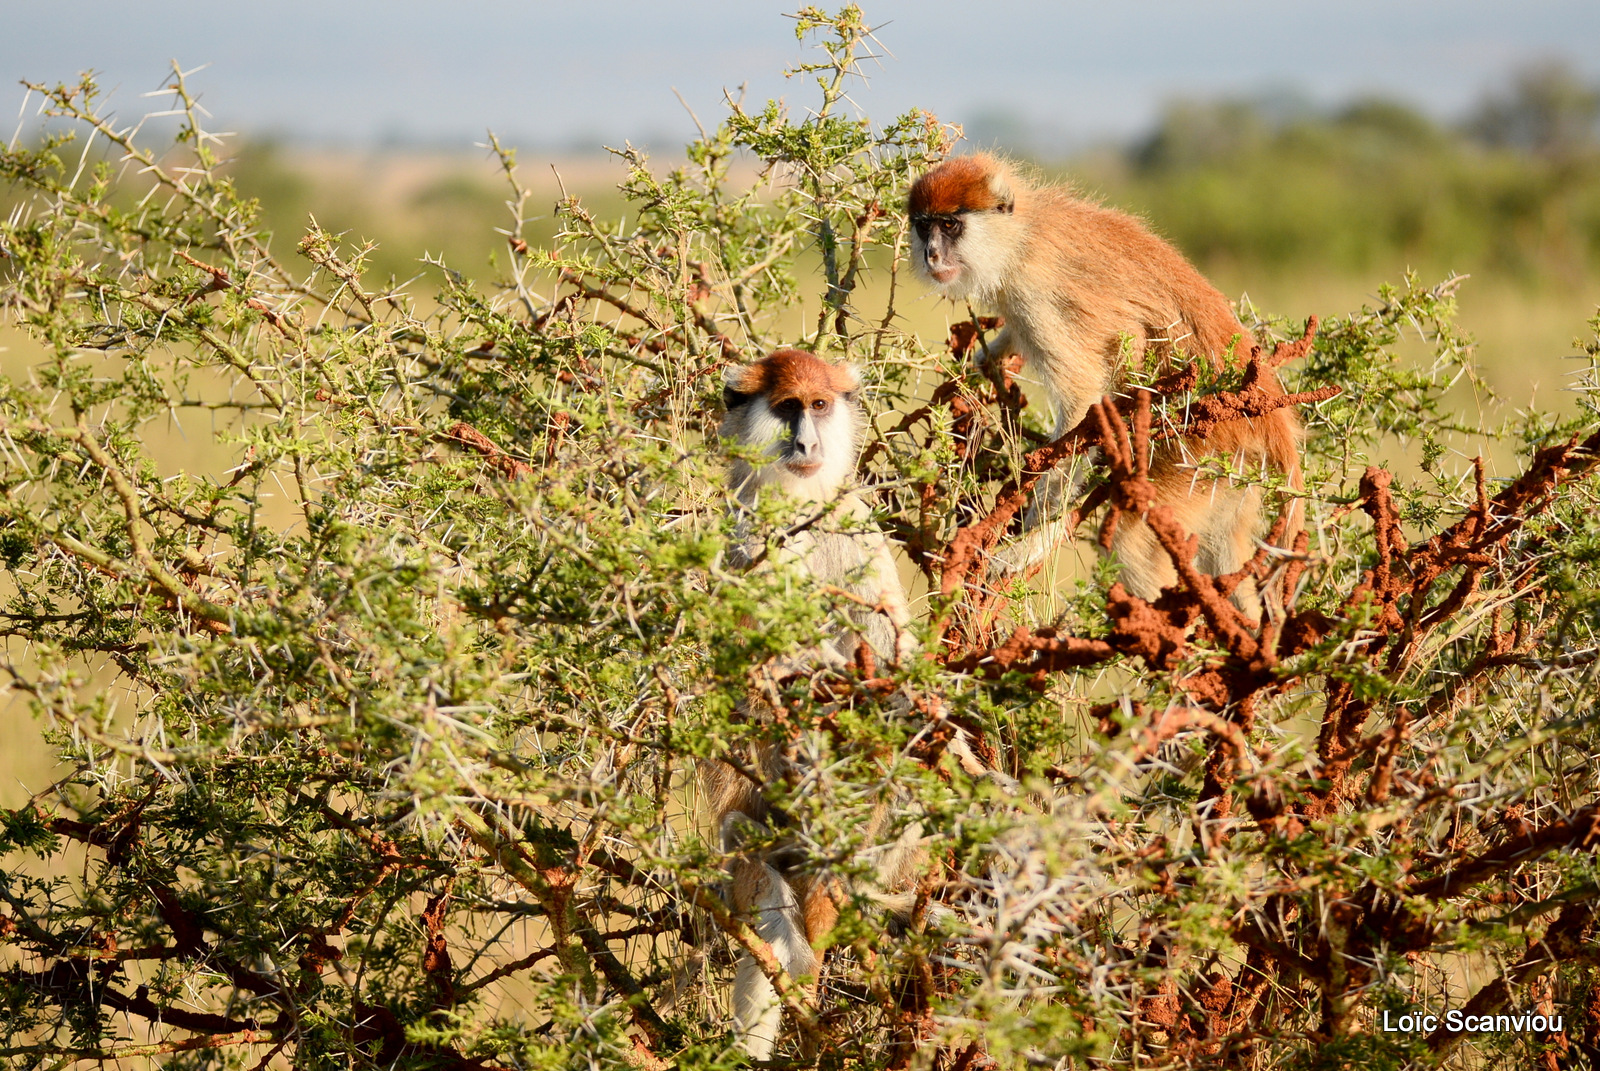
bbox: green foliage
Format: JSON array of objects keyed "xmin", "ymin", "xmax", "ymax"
[{"xmin": 3, "ymin": 12, "xmax": 1600, "ymax": 1071}]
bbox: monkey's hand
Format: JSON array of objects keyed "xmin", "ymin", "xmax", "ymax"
[{"xmin": 972, "ymin": 324, "xmax": 1015, "ymax": 372}]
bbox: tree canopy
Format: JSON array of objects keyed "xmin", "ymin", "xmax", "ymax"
[{"xmin": 4, "ymin": 8, "xmax": 1600, "ymax": 1069}]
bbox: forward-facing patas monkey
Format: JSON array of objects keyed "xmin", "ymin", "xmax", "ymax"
[
  {"xmin": 707, "ymin": 348, "xmax": 930, "ymax": 1059},
  {"xmin": 720, "ymin": 347, "xmax": 916, "ymax": 666},
  {"xmin": 908, "ymin": 154, "xmax": 1302, "ymax": 607}
]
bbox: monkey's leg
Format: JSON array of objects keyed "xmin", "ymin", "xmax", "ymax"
[
  {"xmin": 730, "ymin": 858, "xmax": 819, "ymax": 1060},
  {"xmin": 788, "ymin": 875, "xmax": 842, "ymax": 1061},
  {"xmin": 987, "ymin": 453, "xmax": 1089, "ymax": 579},
  {"xmin": 795, "ymin": 875, "xmax": 842, "ymax": 948},
  {"xmin": 1109, "ymin": 473, "xmax": 1227, "ymax": 602},
  {"xmin": 1114, "ymin": 480, "xmax": 1267, "ymax": 622},
  {"xmin": 1193, "ymin": 483, "xmax": 1265, "ymax": 625},
  {"xmin": 1108, "ymin": 511, "xmax": 1176, "ymax": 601},
  {"xmin": 988, "ymin": 385, "xmax": 1099, "ymax": 580}
]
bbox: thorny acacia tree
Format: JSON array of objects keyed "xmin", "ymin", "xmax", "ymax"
[{"xmin": 4, "ymin": 8, "xmax": 1600, "ymax": 1069}]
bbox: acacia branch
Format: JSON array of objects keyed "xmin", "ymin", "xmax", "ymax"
[
  {"xmin": 3, "ymin": 418, "xmax": 235, "ymax": 631},
  {"xmin": 444, "ymin": 422, "xmax": 535, "ymax": 480},
  {"xmin": 1407, "ymin": 803, "xmax": 1600, "ymax": 898},
  {"xmin": 936, "ymin": 320, "xmax": 1337, "ymax": 605}
]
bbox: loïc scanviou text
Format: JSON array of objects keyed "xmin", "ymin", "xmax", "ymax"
[{"xmin": 1382, "ymin": 1009, "xmax": 1564, "ymax": 1034}]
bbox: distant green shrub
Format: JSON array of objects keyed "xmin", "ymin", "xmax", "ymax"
[{"xmin": 1077, "ymin": 77, "xmax": 1600, "ymax": 285}]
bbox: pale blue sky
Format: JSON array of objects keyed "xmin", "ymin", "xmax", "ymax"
[{"xmin": 4, "ymin": 1, "xmax": 1597, "ymax": 151}]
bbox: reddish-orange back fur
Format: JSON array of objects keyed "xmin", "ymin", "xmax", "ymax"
[{"xmin": 1051, "ymin": 190, "xmax": 1300, "ymax": 483}]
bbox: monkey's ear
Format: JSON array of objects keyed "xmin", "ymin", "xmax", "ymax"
[
  {"xmin": 722, "ymin": 365, "xmax": 755, "ymax": 411},
  {"xmin": 987, "ymin": 166, "xmax": 1014, "ymax": 211},
  {"xmin": 837, "ymin": 362, "xmax": 863, "ymax": 404}
]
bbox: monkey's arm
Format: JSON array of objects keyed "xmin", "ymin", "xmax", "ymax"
[
  {"xmin": 987, "ymin": 452, "xmax": 1090, "ymax": 580},
  {"xmin": 728, "ymin": 856, "xmax": 818, "ymax": 1060},
  {"xmin": 864, "ymin": 531, "xmax": 918, "ymax": 664},
  {"xmin": 973, "ymin": 323, "xmax": 1015, "ymax": 372}
]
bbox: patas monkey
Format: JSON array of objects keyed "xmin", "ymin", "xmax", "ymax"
[
  {"xmin": 708, "ymin": 348, "xmax": 932, "ymax": 1059},
  {"xmin": 720, "ymin": 347, "xmax": 916, "ymax": 666},
  {"xmin": 908, "ymin": 154, "xmax": 1302, "ymax": 607}
]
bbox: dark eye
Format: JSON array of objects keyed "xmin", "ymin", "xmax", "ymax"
[{"xmin": 775, "ymin": 398, "xmax": 801, "ymax": 416}]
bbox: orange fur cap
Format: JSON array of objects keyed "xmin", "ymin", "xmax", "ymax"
[
  {"xmin": 726, "ymin": 348, "xmax": 859, "ymax": 404},
  {"xmin": 908, "ymin": 154, "xmax": 1010, "ymax": 216}
]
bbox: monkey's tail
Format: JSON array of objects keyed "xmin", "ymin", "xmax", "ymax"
[
  {"xmin": 731, "ymin": 861, "xmax": 818, "ymax": 1060},
  {"xmin": 1262, "ymin": 425, "xmax": 1306, "ymax": 622},
  {"xmin": 865, "ymin": 889, "xmax": 959, "ymax": 930}
]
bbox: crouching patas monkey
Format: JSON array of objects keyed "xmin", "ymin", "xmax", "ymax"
[
  {"xmin": 705, "ymin": 348, "xmax": 937, "ymax": 1059},
  {"xmin": 908, "ymin": 154, "xmax": 1302, "ymax": 609}
]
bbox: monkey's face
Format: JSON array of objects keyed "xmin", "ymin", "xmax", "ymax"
[
  {"xmin": 911, "ymin": 213, "xmax": 967, "ymax": 286},
  {"xmin": 722, "ymin": 349, "xmax": 863, "ymax": 502},
  {"xmin": 728, "ymin": 387, "xmax": 856, "ymax": 485},
  {"xmin": 908, "ymin": 155, "xmax": 1019, "ymax": 301},
  {"xmin": 910, "ymin": 209, "xmax": 1016, "ymax": 302}
]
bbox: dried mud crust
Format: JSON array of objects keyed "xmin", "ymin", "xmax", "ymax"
[{"xmin": 925, "ymin": 312, "xmax": 1600, "ymax": 825}]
